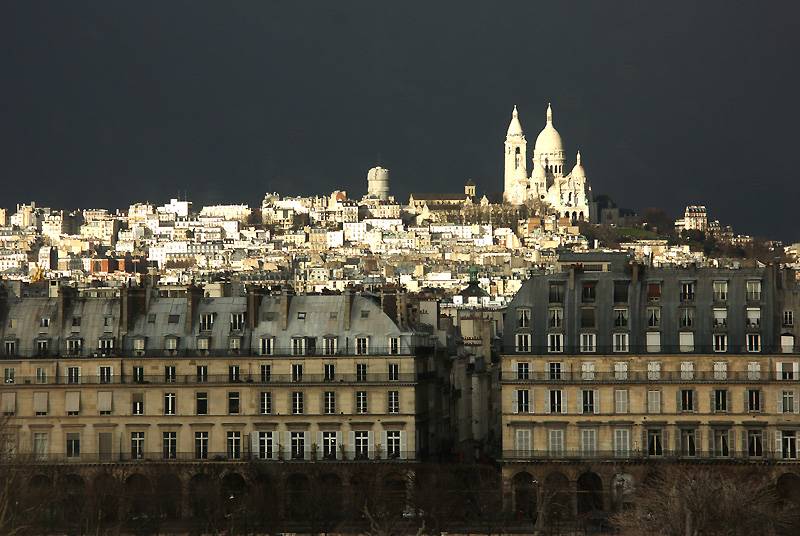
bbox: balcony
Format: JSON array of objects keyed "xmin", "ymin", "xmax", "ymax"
[
  {"xmin": 15, "ymin": 450, "xmax": 417, "ymax": 464},
  {"xmin": 501, "ymin": 449, "xmax": 797, "ymax": 462},
  {"xmin": 502, "ymin": 343, "xmax": 796, "ymax": 355},
  {"xmin": 500, "ymin": 369, "xmax": 774, "ymax": 383}
]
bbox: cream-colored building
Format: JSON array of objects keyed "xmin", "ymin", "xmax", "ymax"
[{"xmin": 0, "ymin": 284, "xmax": 418, "ymax": 463}]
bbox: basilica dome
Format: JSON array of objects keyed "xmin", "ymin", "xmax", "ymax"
[{"xmin": 533, "ymin": 103, "xmax": 563, "ymax": 155}]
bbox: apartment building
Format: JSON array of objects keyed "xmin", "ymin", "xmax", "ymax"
[
  {"xmin": 0, "ymin": 284, "xmax": 418, "ymax": 463},
  {"xmin": 500, "ymin": 253, "xmax": 800, "ymax": 515}
]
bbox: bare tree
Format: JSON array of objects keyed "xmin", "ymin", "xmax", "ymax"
[{"xmin": 613, "ymin": 466, "xmax": 796, "ymax": 536}]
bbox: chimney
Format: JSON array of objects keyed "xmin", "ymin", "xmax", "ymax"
[
  {"xmin": 344, "ymin": 288, "xmax": 353, "ymax": 331},
  {"xmin": 57, "ymin": 285, "xmax": 76, "ymax": 332},
  {"xmin": 120, "ymin": 283, "xmax": 147, "ymax": 337},
  {"xmin": 186, "ymin": 284, "xmax": 204, "ymax": 335},
  {"xmin": 281, "ymin": 286, "xmax": 294, "ymax": 331},
  {"xmin": 247, "ymin": 285, "xmax": 267, "ymax": 329}
]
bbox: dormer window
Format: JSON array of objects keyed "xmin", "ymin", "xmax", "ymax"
[
  {"xmin": 199, "ymin": 313, "xmax": 215, "ymax": 332},
  {"xmin": 356, "ymin": 337, "xmax": 369, "ymax": 355},
  {"xmin": 39, "ymin": 317, "xmax": 50, "ymax": 328},
  {"xmin": 291, "ymin": 337, "xmax": 307, "ymax": 356},
  {"xmin": 165, "ymin": 336, "xmax": 178, "ymax": 351},
  {"xmin": 133, "ymin": 338, "xmax": 145, "ymax": 353},
  {"xmin": 167, "ymin": 314, "xmax": 179, "ymax": 324},
  {"xmin": 259, "ymin": 337, "xmax": 275, "ymax": 356},
  {"xmin": 4, "ymin": 340, "xmax": 16, "ymax": 357},
  {"xmin": 72, "ymin": 316, "xmax": 81, "ymax": 327},
  {"xmin": 66, "ymin": 338, "xmax": 83, "ymax": 355},
  {"xmin": 297, "ymin": 312, "xmax": 306, "ymax": 320},
  {"xmin": 360, "ymin": 310, "xmax": 370, "ymax": 319},
  {"xmin": 323, "ymin": 337, "xmax": 338, "ymax": 356},
  {"xmin": 389, "ymin": 337, "xmax": 400, "ymax": 355},
  {"xmin": 230, "ymin": 312, "xmax": 246, "ymax": 331},
  {"xmin": 98, "ymin": 338, "xmax": 114, "ymax": 355},
  {"xmin": 229, "ymin": 337, "xmax": 242, "ymax": 353},
  {"xmin": 197, "ymin": 337, "xmax": 210, "ymax": 351},
  {"xmin": 517, "ymin": 308, "xmax": 530, "ymax": 328}
]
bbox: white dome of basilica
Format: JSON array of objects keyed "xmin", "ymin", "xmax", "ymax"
[{"xmin": 533, "ymin": 103, "xmax": 563, "ymax": 155}]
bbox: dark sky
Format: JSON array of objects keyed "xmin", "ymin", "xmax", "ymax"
[{"xmin": 1, "ymin": 1, "xmax": 798, "ymax": 240}]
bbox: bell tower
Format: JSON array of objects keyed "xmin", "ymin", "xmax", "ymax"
[{"xmin": 504, "ymin": 105, "xmax": 528, "ymax": 204}]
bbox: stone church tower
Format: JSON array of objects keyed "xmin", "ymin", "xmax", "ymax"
[{"xmin": 503, "ymin": 105, "xmax": 528, "ymax": 204}]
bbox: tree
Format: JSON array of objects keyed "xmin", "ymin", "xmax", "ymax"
[{"xmin": 612, "ymin": 466, "xmax": 796, "ymax": 536}]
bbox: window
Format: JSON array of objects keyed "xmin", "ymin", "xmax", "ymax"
[
  {"xmin": 581, "ymin": 362, "xmax": 595, "ymax": 381},
  {"xmin": 515, "ymin": 389, "xmax": 530, "ymax": 413},
  {"xmin": 613, "ymin": 333, "xmax": 629, "ymax": 353},
  {"xmin": 36, "ymin": 367, "xmax": 47, "ymax": 384},
  {"xmin": 292, "ymin": 392, "xmax": 304, "ymax": 414},
  {"xmin": 746, "ymin": 280, "xmax": 761, "ymax": 301},
  {"xmin": 549, "ymin": 283, "xmax": 564, "ymax": 303},
  {"xmin": 356, "ymin": 391, "xmax": 368, "ymax": 414},
  {"xmin": 713, "ymin": 308, "xmax": 727, "ymax": 328},
  {"xmin": 40, "ymin": 317, "xmax": 50, "ymax": 328},
  {"xmin": 548, "ymin": 307, "xmax": 563, "ymax": 328},
  {"xmin": 320, "ymin": 431, "xmax": 338, "ymax": 460},
  {"xmin": 714, "ymin": 429, "xmax": 730, "ymax": 457},
  {"xmin": 228, "ymin": 365, "xmax": 240, "ymax": 382},
  {"xmin": 36, "ymin": 339, "xmax": 49, "ymax": 356},
  {"xmin": 99, "ymin": 366, "xmax": 112, "ymax": 384},
  {"xmin": 782, "ymin": 390, "xmax": 795, "ymax": 413},
  {"xmin": 647, "ymin": 390, "xmax": 661, "ymax": 413},
  {"xmin": 614, "ymin": 362, "xmax": 628, "ymax": 380},
  {"xmin": 323, "ymin": 337, "xmax": 337, "ymax": 356},
  {"xmin": 3, "ymin": 368, "xmax": 14, "ymax": 384},
  {"xmin": 647, "ymin": 307, "xmax": 661, "ymax": 327},
  {"xmin": 354, "ymin": 431, "xmax": 369, "ymax": 459},
  {"xmin": 581, "ymin": 429, "xmax": 597, "ymax": 457},
  {"xmin": 66, "ymin": 433, "xmax": 80, "ymax": 458},
  {"xmin": 258, "ymin": 431, "xmax": 274, "ymax": 460},
  {"xmin": 681, "ymin": 282, "xmax": 695, "ymax": 301},
  {"xmin": 679, "ymin": 331, "xmax": 695, "ymax": 352},
  {"xmin": 3, "ymin": 341, "xmax": 15, "ymax": 357},
  {"xmin": 581, "ymin": 308, "xmax": 596, "ymax": 328},
  {"xmin": 548, "ymin": 362, "xmax": 562, "ymax": 380},
  {"xmin": 196, "ymin": 365, "xmax": 208, "ymax": 383},
  {"xmin": 714, "ymin": 389, "xmax": 728, "ymax": 412},
  {"xmin": 389, "ymin": 337, "xmax": 400, "ymax": 355},
  {"xmin": 548, "ymin": 389, "xmax": 563, "ymax": 413},
  {"xmin": 65, "ymin": 391, "xmax": 80, "ymax": 415},
  {"xmin": 713, "ymin": 280, "xmax": 728, "ymax": 301},
  {"xmin": 199, "ymin": 313, "xmax": 214, "ymax": 332},
  {"xmin": 516, "ymin": 362, "xmax": 530, "ymax": 380},
  {"xmin": 164, "ymin": 366, "xmax": 176, "ymax": 383},
  {"xmin": 748, "ymin": 430, "xmax": 763, "ymax": 457},
  {"xmin": 613, "ymin": 308, "xmax": 629, "ymax": 327},
  {"xmin": 681, "ymin": 429, "xmax": 697, "ymax": 457},
  {"xmin": 646, "ymin": 332, "xmax": 661, "ymax": 353},
  {"xmin": 229, "ymin": 337, "xmax": 241, "ymax": 352},
  {"xmin": 297, "ymin": 311, "xmax": 307, "ymax": 320},
  {"xmin": 614, "ymin": 429, "xmax": 630, "ymax": 457},
  {"xmin": 748, "ymin": 361, "xmax": 761, "ymax": 380},
  {"xmin": 230, "ymin": 312, "xmax": 246, "ymax": 331},
  {"xmin": 647, "ymin": 361, "xmax": 661, "ymax": 380},
  {"xmin": 260, "ymin": 364, "xmax": 271, "ymax": 383},
  {"xmin": 581, "ymin": 389, "xmax": 597, "ymax": 414},
  {"xmin": 292, "ymin": 364, "xmax": 303, "ymax": 382},
  {"xmin": 713, "ymin": 334, "xmax": 728, "ymax": 352},
  {"xmin": 388, "ymin": 363, "xmax": 399, "ymax": 381},
  {"xmin": 580, "ymin": 333, "xmax": 596, "ymax": 353},
  {"xmin": 356, "ymin": 363, "xmax": 367, "ymax": 382},
  {"xmin": 748, "ymin": 389, "xmax": 761, "ymax": 412},
  {"xmin": 779, "ymin": 362, "xmax": 796, "ymax": 380},
  {"xmin": 33, "ymin": 432, "xmax": 48, "ymax": 460},
  {"xmin": 72, "ymin": 316, "xmax": 81, "ymax": 327},
  {"xmin": 613, "ymin": 281, "xmax": 629, "ymax": 303},
  {"xmin": 196, "ymin": 392, "xmax": 208, "ymax": 415},
  {"xmin": 98, "ymin": 338, "xmax": 114, "ymax": 354},
  {"xmin": 713, "ymin": 361, "xmax": 728, "ymax": 380},
  {"xmin": 228, "ymin": 391, "xmax": 240, "ymax": 414},
  {"xmin": 130, "ymin": 432, "xmax": 145, "ymax": 460},
  {"xmin": 388, "ymin": 391, "xmax": 400, "ymax": 414},
  {"xmin": 67, "ymin": 366, "xmax": 80, "ymax": 384},
  {"xmin": 647, "ymin": 282, "xmax": 661, "ymax": 302},
  {"xmin": 163, "ymin": 432, "xmax": 177, "ymax": 459},
  {"xmin": 782, "ymin": 431, "xmax": 798, "ymax": 460},
  {"xmin": 548, "ymin": 333, "xmax": 563, "ymax": 353},
  {"xmin": 356, "ymin": 337, "xmax": 369, "ymax": 355},
  {"xmin": 131, "ymin": 393, "xmax": 144, "ymax": 415},
  {"xmin": 548, "ymin": 429, "xmax": 564, "ymax": 456},
  {"xmin": 260, "ymin": 392, "xmax": 272, "ymax": 414},
  {"xmin": 784, "ymin": 310, "xmax": 795, "ymax": 327},
  {"xmin": 582, "ymin": 282, "xmax": 596, "ymax": 303},
  {"xmin": 679, "ymin": 308, "xmax": 694, "ymax": 328},
  {"xmin": 680, "ymin": 366, "xmax": 693, "ymax": 388},
  {"xmin": 324, "ymin": 363, "xmax": 336, "ymax": 381},
  {"xmin": 291, "ymin": 337, "xmax": 307, "ymax": 356},
  {"xmin": 165, "ymin": 337, "xmax": 178, "ymax": 351},
  {"xmin": 517, "ymin": 308, "xmax": 530, "ymax": 328},
  {"xmin": 680, "ymin": 389, "xmax": 695, "ymax": 412},
  {"xmin": 259, "ymin": 337, "xmax": 274, "ymax": 356},
  {"xmin": 515, "ymin": 333, "xmax": 530, "ymax": 352},
  {"xmin": 167, "ymin": 314, "xmax": 179, "ymax": 324},
  {"xmin": 164, "ymin": 392, "xmax": 176, "ymax": 415},
  {"xmin": 227, "ymin": 431, "xmax": 241, "ymax": 459},
  {"xmin": 614, "ymin": 389, "xmax": 629, "ymax": 413},
  {"xmin": 647, "ymin": 429, "xmax": 663, "ymax": 456},
  {"xmin": 747, "ymin": 334, "xmax": 761, "ymax": 353},
  {"xmin": 324, "ymin": 391, "xmax": 336, "ymax": 414},
  {"xmin": 386, "ymin": 430, "xmax": 401, "ymax": 459},
  {"xmin": 195, "ymin": 432, "xmax": 209, "ymax": 459},
  {"xmin": 746, "ymin": 308, "xmax": 761, "ymax": 328}
]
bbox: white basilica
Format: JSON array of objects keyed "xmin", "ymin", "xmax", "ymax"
[{"xmin": 503, "ymin": 103, "xmax": 595, "ymax": 222}]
